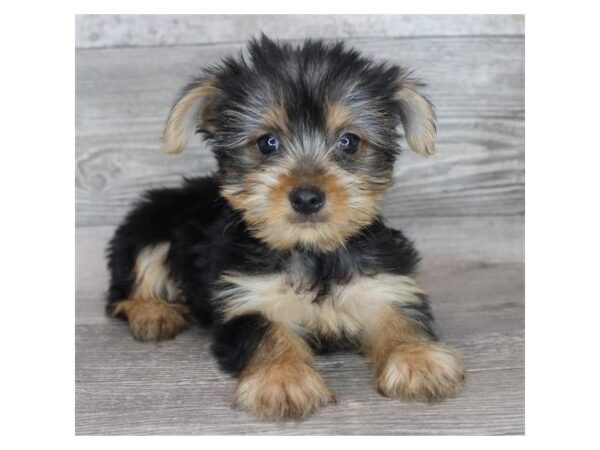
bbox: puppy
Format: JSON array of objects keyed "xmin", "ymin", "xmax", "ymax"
[{"xmin": 106, "ymin": 35, "xmax": 465, "ymax": 420}]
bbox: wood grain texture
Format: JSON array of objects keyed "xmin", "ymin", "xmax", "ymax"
[
  {"xmin": 75, "ymin": 216, "xmax": 524, "ymax": 434},
  {"xmin": 75, "ymin": 14, "xmax": 525, "ymax": 49},
  {"xmin": 76, "ymin": 36, "xmax": 524, "ymax": 227},
  {"xmin": 76, "ymin": 326, "xmax": 523, "ymax": 435}
]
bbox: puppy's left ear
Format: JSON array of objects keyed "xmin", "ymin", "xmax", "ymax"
[
  {"xmin": 394, "ymin": 76, "xmax": 437, "ymax": 156},
  {"xmin": 162, "ymin": 77, "xmax": 221, "ymax": 154}
]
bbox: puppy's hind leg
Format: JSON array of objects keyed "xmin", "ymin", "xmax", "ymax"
[
  {"xmin": 112, "ymin": 297, "xmax": 189, "ymax": 341},
  {"xmin": 109, "ymin": 243, "xmax": 189, "ymax": 341}
]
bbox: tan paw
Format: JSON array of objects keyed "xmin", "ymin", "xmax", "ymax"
[
  {"xmin": 376, "ymin": 341, "xmax": 465, "ymax": 401},
  {"xmin": 112, "ymin": 297, "xmax": 189, "ymax": 341},
  {"xmin": 235, "ymin": 361, "xmax": 334, "ymax": 420}
]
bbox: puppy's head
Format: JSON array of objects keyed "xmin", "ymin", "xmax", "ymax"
[{"xmin": 163, "ymin": 35, "xmax": 436, "ymax": 252}]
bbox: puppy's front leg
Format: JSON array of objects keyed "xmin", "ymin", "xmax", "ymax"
[
  {"xmin": 212, "ymin": 314, "xmax": 333, "ymax": 420},
  {"xmin": 365, "ymin": 294, "xmax": 465, "ymax": 402}
]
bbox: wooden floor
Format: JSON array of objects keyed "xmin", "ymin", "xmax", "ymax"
[{"xmin": 75, "ymin": 15, "xmax": 525, "ymax": 435}]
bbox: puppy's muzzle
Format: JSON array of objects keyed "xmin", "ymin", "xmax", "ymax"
[{"xmin": 289, "ymin": 186, "xmax": 325, "ymax": 215}]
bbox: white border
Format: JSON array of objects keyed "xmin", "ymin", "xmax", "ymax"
[{"xmin": 3, "ymin": 1, "xmax": 600, "ymax": 448}]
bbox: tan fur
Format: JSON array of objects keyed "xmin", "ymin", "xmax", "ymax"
[
  {"xmin": 325, "ymin": 101, "xmax": 354, "ymax": 134},
  {"xmin": 162, "ymin": 80, "xmax": 219, "ymax": 154},
  {"xmin": 235, "ymin": 324, "xmax": 333, "ymax": 419},
  {"xmin": 366, "ymin": 308, "xmax": 464, "ymax": 401},
  {"xmin": 112, "ymin": 297, "xmax": 189, "ymax": 341},
  {"xmin": 262, "ymin": 104, "xmax": 289, "ymax": 134},
  {"xmin": 218, "ymin": 272, "xmax": 426, "ymax": 340},
  {"xmin": 133, "ymin": 243, "xmax": 180, "ymax": 302},
  {"xmin": 221, "ymin": 160, "xmax": 388, "ymax": 252},
  {"xmin": 111, "ymin": 243, "xmax": 188, "ymax": 341},
  {"xmin": 395, "ymin": 80, "xmax": 436, "ymax": 156}
]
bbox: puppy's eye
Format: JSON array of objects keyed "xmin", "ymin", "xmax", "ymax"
[
  {"xmin": 337, "ymin": 133, "xmax": 360, "ymax": 154},
  {"xmin": 257, "ymin": 134, "xmax": 280, "ymax": 155}
]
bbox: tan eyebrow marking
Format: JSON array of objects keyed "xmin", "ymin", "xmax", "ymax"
[
  {"xmin": 262, "ymin": 103, "xmax": 289, "ymax": 134},
  {"xmin": 325, "ymin": 101, "xmax": 354, "ymax": 135}
]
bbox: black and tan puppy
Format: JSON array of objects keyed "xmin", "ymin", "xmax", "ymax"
[{"xmin": 106, "ymin": 35, "xmax": 465, "ymax": 420}]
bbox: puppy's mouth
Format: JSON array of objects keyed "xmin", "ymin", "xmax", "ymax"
[{"xmin": 289, "ymin": 213, "xmax": 327, "ymax": 225}]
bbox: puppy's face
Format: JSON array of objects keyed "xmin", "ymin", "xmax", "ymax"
[{"xmin": 163, "ymin": 36, "xmax": 436, "ymax": 252}]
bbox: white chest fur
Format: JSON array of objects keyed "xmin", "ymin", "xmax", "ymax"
[{"xmin": 217, "ymin": 270, "xmax": 425, "ymax": 339}]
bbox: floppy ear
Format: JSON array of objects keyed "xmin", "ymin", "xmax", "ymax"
[
  {"xmin": 395, "ymin": 76, "xmax": 437, "ymax": 156},
  {"xmin": 162, "ymin": 78, "xmax": 220, "ymax": 154}
]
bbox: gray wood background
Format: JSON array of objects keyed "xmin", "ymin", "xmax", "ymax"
[{"xmin": 75, "ymin": 14, "xmax": 525, "ymax": 435}]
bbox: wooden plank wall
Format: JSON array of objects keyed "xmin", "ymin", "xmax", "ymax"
[{"xmin": 76, "ymin": 14, "xmax": 524, "ymax": 48}]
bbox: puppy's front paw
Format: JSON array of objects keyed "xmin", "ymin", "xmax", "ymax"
[
  {"xmin": 235, "ymin": 361, "xmax": 334, "ymax": 420},
  {"xmin": 376, "ymin": 341, "xmax": 465, "ymax": 401}
]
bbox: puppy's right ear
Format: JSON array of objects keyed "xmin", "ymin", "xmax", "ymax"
[
  {"xmin": 394, "ymin": 75, "xmax": 437, "ymax": 157},
  {"xmin": 162, "ymin": 77, "xmax": 221, "ymax": 154}
]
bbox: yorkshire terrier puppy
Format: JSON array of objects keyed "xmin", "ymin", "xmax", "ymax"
[{"xmin": 106, "ymin": 35, "xmax": 465, "ymax": 420}]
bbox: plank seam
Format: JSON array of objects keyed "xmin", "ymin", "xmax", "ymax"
[{"xmin": 76, "ymin": 34, "xmax": 525, "ymax": 52}]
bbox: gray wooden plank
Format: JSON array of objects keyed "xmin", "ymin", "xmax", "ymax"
[
  {"xmin": 76, "ymin": 323, "xmax": 523, "ymax": 435},
  {"xmin": 75, "ymin": 14, "xmax": 525, "ymax": 49},
  {"xmin": 75, "ymin": 36, "xmax": 524, "ymax": 227}
]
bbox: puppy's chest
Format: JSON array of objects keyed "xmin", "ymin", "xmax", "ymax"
[
  {"xmin": 219, "ymin": 272, "xmax": 360, "ymax": 337},
  {"xmin": 217, "ymin": 252, "xmax": 418, "ymax": 337},
  {"xmin": 281, "ymin": 251, "xmax": 346, "ymax": 302}
]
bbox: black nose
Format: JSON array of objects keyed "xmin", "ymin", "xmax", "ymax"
[{"xmin": 289, "ymin": 186, "xmax": 325, "ymax": 215}]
